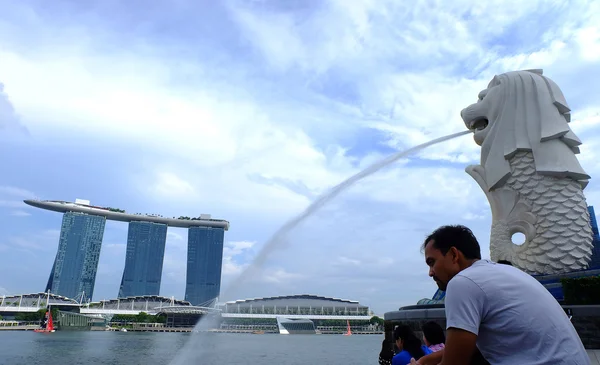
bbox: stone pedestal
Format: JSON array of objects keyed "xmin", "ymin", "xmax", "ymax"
[{"xmin": 384, "ymin": 304, "xmax": 600, "ymax": 350}]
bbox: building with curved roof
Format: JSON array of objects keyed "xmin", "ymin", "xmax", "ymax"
[
  {"xmin": 0, "ymin": 292, "xmax": 81, "ymax": 314},
  {"xmin": 85, "ymin": 295, "xmax": 192, "ymax": 311},
  {"xmin": 220, "ymin": 294, "xmax": 372, "ymax": 317},
  {"xmin": 1, "ymin": 292, "xmax": 79, "ymax": 306}
]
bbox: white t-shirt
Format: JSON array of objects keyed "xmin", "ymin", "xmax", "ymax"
[{"xmin": 445, "ymin": 260, "xmax": 590, "ymax": 365}]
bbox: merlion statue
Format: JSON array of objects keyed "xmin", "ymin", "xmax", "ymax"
[{"xmin": 461, "ymin": 69, "xmax": 594, "ymax": 275}]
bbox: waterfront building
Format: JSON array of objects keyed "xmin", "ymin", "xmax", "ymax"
[
  {"xmin": 118, "ymin": 221, "xmax": 168, "ymax": 298},
  {"xmin": 220, "ymin": 294, "xmax": 372, "ymax": 317},
  {"xmin": 46, "ymin": 212, "xmax": 106, "ymax": 302},
  {"xmin": 218, "ymin": 294, "xmax": 374, "ymax": 333},
  {"xmin": 184, "ymin": 227, "xmax": 225, "ymax": 307},
  {"xmin": 24, "ymin": 199, "xmax": 229, "ymax": 303}
]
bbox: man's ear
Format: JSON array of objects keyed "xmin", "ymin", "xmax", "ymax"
[{"xmin": 450, "ymin": 247, "xmax": 460, "ymax": 264}]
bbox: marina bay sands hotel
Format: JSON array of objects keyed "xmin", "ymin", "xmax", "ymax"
[{"xmin": 24, "ymin": 199, "xmax": 229, "ymax": 307}]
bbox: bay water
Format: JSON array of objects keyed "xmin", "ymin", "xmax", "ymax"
[{"xmin": 0, "ymin": 331, "xmax": 383, "ymax": 365}]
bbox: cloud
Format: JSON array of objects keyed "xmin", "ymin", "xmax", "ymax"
[
  {"xmin": 262, "ymin": 268, "xmax": 305, "ymax": 284},
  {"xmin": 0, "ymin": 229, "xmax": 59, "ymax": 255},
  {"xmin": 0, "ymin": 186, "xmax": 35, "ymax": 198},
  {"xmin": 222, "ymin": 240, "xmax": 256, "ymax": 276},
  {"xmin": 1, "ymin": 0, "xmax": 600, "ymax": 314},
  {"xmin": 9, "ymin": 210, "xmax": 31, "ymax": 217},
  {"xmin": 0, "ymin": 186, "xmax": 36, "ymax": 216},
  {"xmin": 0, "ymin": 286, "xmax": 9, "ymax": 296},
  {"xmin": 150, "ymin": 172, "xmax": 197, "ymax": 200},
  {"xmin": 0, "ymin": 83, "xmax": 28, "ymax": 133}
]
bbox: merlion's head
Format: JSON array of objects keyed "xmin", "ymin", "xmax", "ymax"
[{"xmin": 460, "ymin": 69, "xmax": 590, "ymax": 190}]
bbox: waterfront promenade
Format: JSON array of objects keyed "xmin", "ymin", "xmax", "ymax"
[
  {"xmin": 0, "ymin": 321, "xmax": 37, "ymax": 331},
  {"xmin": 0, "ymin": 320, "xmax": 383, "ymax": 335}
]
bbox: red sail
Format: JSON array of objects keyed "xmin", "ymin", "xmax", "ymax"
[
  {"xmin": 343, "ymin": 320, "xmax": 352, "ymax": 336},
  {"xmin": 46, "ymin": 311, "xmax": 54, "ymax": 332}
]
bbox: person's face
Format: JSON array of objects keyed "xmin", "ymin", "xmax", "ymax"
[{"xmin": 424, "ymin": 240, "xmax": 460, "ymax": 291}]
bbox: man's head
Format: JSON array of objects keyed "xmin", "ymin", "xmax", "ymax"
[{"xmin": 422, "ymin": 225, "xmax": 482, "ymax": 290}]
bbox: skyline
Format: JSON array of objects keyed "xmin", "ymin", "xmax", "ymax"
[
  {"xmin": 25, "ymin": 199, "xmax": 228, "ymax": 305},
  {"xmin": 2, "ymin": 0, "xmax": 600, "ymax": 314}
]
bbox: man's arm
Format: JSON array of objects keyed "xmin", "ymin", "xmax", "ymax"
[
  {"xmin": 415, "ymin": 349, "xmax": 443, "ymax": 365},
  {"xmin": 413, "ymin": 329, "xmax": 479, "ymax": 365},
  {"xmin": 439, "ymin": 275, "xmax": 486, "ymax": 365},
  {"xmin": 439, "ymin": 328, "xmax": 478, "ymax": 365}
]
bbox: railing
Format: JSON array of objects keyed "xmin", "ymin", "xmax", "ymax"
[
  {"xmin": 81, "ymin": 308, "xmax": 156, "ymax": 315},
  {"xmin": 221, "ymin": 313, "xmax": 372, "ymax": 320},
  {"xmin": 0, "ymin": 321, "xmax": 39, "ymax": 327},
  {"xmin": 0, "ymin": 306, "xmax": 44, "ymax": 313}
]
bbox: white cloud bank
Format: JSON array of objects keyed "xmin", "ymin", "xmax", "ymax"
[{"xmin": 0, "ymin": 0, "xmax": 599, "ymax": 313}]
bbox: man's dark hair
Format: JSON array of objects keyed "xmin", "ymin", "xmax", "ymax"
[{"xmin": 421, "ymin": 225, "xmax": 482, "ymax": 260}]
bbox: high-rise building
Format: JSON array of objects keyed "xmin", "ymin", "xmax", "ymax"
[
  {"xmin": 46, "ymin": 212, "xmax": 106, "ymax": 301},
  {"xmin": 25, "ymin": 199, "xmax": 229, "ymax": 303},
  {"xmin": 588, "ymin": 206, "xmax": 600, "ymax": 269},
  {"xmin": 118, "ymin": 221, "xmax": 168, "ymax": 298},
  {"xmin": 185, "ymin": 227, "xmax": 225, "ymax": 306}
]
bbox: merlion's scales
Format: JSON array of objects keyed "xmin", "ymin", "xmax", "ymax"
[{"xmin": 461, "ymin": 69, "xmax": 593, "ymax": 275}]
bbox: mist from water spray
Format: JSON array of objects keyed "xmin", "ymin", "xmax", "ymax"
[{"xmin": 169, "ymin": 130, "xmax": 472, "ymax": 365}]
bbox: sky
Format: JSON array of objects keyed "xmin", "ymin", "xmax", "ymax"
[{"xmin": 1, "ymin": 0, "xmax": 600, "ymax": 315}]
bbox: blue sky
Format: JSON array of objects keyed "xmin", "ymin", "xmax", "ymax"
[{"xmin": 1, "ymin": 0, "xmax": 600, "ymax": 314}]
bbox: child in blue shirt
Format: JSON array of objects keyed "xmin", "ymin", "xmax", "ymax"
[{"xmin": 392, "ymin": 325, "xmax": 432, "ymax": 365}]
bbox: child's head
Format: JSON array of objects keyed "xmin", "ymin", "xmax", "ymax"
[{"xmin": 422, "ymin": 321, "xmax": 445, "ymax": 346}]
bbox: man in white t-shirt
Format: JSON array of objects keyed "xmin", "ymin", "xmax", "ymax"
[{"xmin": 412, "ymin": 225, "xmax": 590, "ymax": 365}]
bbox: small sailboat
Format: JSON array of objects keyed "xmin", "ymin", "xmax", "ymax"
[
  {"xmin": 343, "ymin": 320, "xmax": 352, "ymax": 336},
  {"xmin": 34, "ymin": 308, "xmax": 56, "ymax": 333}
]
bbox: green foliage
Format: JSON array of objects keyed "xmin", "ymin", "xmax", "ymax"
[
  {"xmin": 313, "ymin": 319, "xmax": 369, "ymax": 326},
  {"xmin": 561, "ymin": 276, "xmax": 600, "ymax": 305},
  {"xmin": 370, "ymin": 316, "xmax": 384, "ymax": 326},
  {"xmin": 222, "ymin": 318, "xmax": 277, "ymax": 325},
  {"xmin": 15, "ymin": 309, "xmax": 46, "ymax": 321}
]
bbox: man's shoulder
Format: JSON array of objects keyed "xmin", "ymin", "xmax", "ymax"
[
  {"xmin": 447, "ymin": 271, "xmax": 485, "ymax": 293},
  {"xmin": 454, "ymin": 260, "xmax": 522, "ymax": 285}
]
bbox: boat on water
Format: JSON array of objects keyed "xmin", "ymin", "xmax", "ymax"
[
  {"xmin": 252, "ymin": 330, "xmax": 265, "ymax": 335},
  {"xmin": 343, "ymin": 320, "xmax": 352, "ymax": 336},
  {"xmin": 34, "ymin": 309, "xmax": 55, "ymax": 333}
]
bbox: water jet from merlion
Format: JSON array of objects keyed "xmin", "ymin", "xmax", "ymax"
[{"xmin": 168, "ymin": 129, "xmax": 472, "ymax": 364}]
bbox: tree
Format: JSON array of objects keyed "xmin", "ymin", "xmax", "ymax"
[
  {"xmin": 135, "ymin": 312, "xmax": 151, "ymax": 323},
  {"xmin": 370, "ymin": 316, "xmax": 384, "ymax": 326}
]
